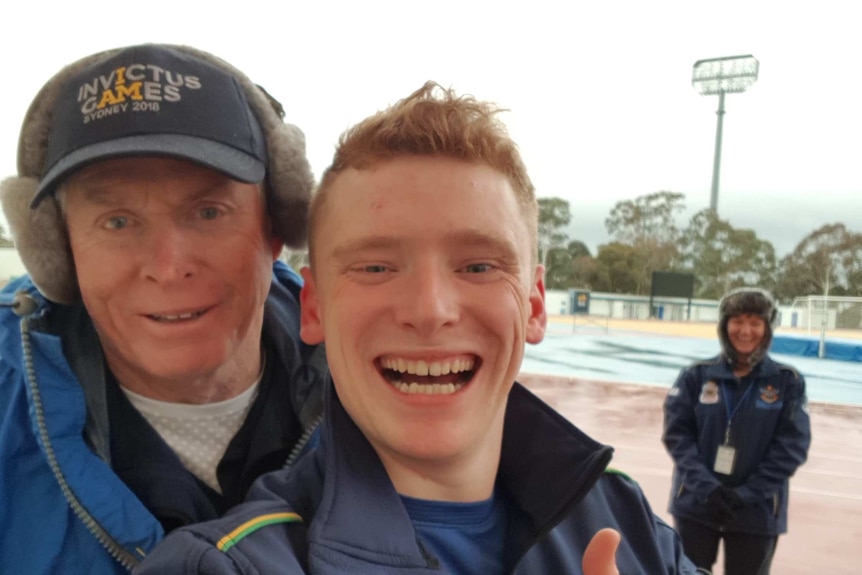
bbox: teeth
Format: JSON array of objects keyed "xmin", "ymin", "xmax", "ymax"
[
  {"xmin": 383, "ymin": 356, "xmax": 475, "ymax": 375},
  {"xmin": 381, "ymin": 356, "xmax": 475, "ymax": 395},
  {"xmin": 394, "ymin": 382, "xmax": 463, "ymax": 395},
  {"xmin": 152, "ymin": 310, "xmax": 202, "ymax": 322}
]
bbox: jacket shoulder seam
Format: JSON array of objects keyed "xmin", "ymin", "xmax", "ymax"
[
  {"xmin": 216, "ymin": 511, "xmax": 303, "ymax": 553},
  {"xmin": 604, "ymin": 467, "xmax": 635, "ymax": 483}
]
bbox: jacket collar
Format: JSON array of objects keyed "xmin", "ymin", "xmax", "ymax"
[
  {"xmin": 705, "ymin": 353, "xmax": 780, "ymax": 380},
  {"xmin": 294, "ymin": 379, "xmax": 613, "ymax": 569}
]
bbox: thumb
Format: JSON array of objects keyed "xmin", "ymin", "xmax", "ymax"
[{"xmin": 582, "ymin": 528, "xmax": 621, "ymax": 575}]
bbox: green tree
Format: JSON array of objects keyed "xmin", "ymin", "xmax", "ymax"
[
  {"xmin": 592, "ymin": 242, "xmax": 639, "ymax": 294},
  {"xmin": 605, "ymin": 191, "xmax": 685, "ymax": 246},
  {"xmin": 543, "ymin": 240, "xmax": 592, "ymax": 290},
  {"xmin": 680, "ymin": 209, "xmax": 777, "ymax": 299},
  {"xmin": 537, "ymin": 197, "xmax": 571, "ymax": 268},
  {"xmin": 569, "ymin": 253, "xmax": 600, "ymax": 290},
  {"xmin": 776, "ymin": 223, "xmax": 862, "ymax": 301},
  {"xmin": 605, "ymin": 191, "xmax": 685, "ymax": 294},
  {"xmin": 566, "ymin": 240, "xmax": 591, "ymax": 261}
]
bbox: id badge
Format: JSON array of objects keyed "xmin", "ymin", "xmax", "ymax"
[{"xmin": 714, "ymin": 445, "xmax": 736, "ymax": 475}]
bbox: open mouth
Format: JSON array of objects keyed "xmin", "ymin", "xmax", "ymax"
[
  {"xmin": 147, "ymin": 308, "xmax": 209, "ymax": 323},
  {"xmin": 377, "ymin": 356, "xmax": 479, "ymax": 395}
]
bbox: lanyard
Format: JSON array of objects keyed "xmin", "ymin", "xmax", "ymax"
[{"xmin": 721, "ymin": 379, "xmax": 754, "ymax": 445}]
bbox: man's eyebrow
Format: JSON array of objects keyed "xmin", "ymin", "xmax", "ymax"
[
  {"xmin": 443, "ymin": 229, "xmax": 518, "ymax": 254},
  {"xmin": 77, "ymin": 187, "xmax": 116, "ymax": 206},
  {"xmin": 329, "ymin": 229, "xmax": 518, "ymax": 259},
  {"xmin": 185, "ymin": 183, "xmax": 237, "ymax": 202},
  {"xmin": 331, "ymin": 236, "xmax": 402, "ymax": 259},
  {"xmin": 74, "ymin": 180, "xmax": 237, "ymax": 206}
]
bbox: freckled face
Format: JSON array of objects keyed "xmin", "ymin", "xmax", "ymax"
[
  {"xmin": 300, "ymin": 156, "xmax": 546, "ymax": 474},
  {"xmin": 63, "ymin": 157, "xmax": 282, "ymax": 400}
]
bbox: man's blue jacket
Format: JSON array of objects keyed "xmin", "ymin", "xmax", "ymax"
[
  {"xmin": 0, "ymin": 262, "xmax": 323, "ymax": 574},
  {"xmin": 137, "ymin": 380, "xmax": 700, "ymax": 574},
  {"xmin": 662, "ymin": 354, "xmax": 811, "ymax": 536}
]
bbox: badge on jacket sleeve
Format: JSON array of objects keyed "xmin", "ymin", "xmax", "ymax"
[{"xmin": 699, "ymin": 381, "xmax": 720, "ymax": 405}]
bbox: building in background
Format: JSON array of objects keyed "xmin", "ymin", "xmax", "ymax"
[{"xmin": 545, "ymin": 289, "xmax": 817, "ymax": 331}]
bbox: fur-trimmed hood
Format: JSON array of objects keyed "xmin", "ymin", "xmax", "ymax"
[
  {"xmin": 0, "ymin": 44, "xmax": 314, "ymax": 304},
  {"xmin": 717, "ymin": 287, "xmax": 778, "ymax": 368}
]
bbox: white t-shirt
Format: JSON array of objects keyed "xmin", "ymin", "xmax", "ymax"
[{"xmin": 121, "ymin": 379, "xmax": 261, "ymax": 493}]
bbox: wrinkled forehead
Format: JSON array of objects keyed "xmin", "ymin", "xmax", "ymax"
[{"xmin": 58, "ymin": 157, "xmax": 263, "ymax": 213}]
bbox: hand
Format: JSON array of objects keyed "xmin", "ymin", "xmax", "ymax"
[
  {"xmin": 719, "ymin": 486, "xmax": 744, "ymax": 510},
  {"xmin": 583, "ymin": 528, "xmax": 620, "ymax": 575},
  {"xmin": 707, "ymin": 487, "xmax": 737, "ymax": 523}
]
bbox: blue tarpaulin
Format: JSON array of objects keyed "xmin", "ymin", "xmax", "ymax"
[{"xmin": 771, "ymin": 335, "xmax": 862, "ymax": 363}]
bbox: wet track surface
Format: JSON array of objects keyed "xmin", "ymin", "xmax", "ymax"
[
  {"xmin": 524, "ymin": 324, "xmax": 862, "ymax": 406},
  {"xmin": 519, "ymin": 337, "xmax": 862, "ymax": 573}
]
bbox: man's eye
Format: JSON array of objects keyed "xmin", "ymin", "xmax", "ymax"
[
  {"xmin": 104, "ymin": 216, "xmax": 128, "ymax": 230},
  {"xmin": 364, "ymin": 265, "xmax": 389, "ymax": 273},
  {"xmin": 200, "ymin": 207, "xmax": 221, "ymax": 220},
  {"xmin": 463, "ymin": 263, "xmax": 493, "ymax": 273}
]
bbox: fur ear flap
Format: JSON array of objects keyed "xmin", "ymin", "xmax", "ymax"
[
  {"xmin": 266, "ymin": 122, "xmax": 313, "ymax": 250},
  {"xmin": 0, "ymin": 176, "xmax": 78, "ymax": 304}
]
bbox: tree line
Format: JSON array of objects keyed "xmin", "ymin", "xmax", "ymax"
[
  {"xmin": 3, "ymin": 196, "xmax": 859, "ymax": 304},
  {"xmin": 539, "ymin": 191, "xmax": 862, "ymax": 303}
]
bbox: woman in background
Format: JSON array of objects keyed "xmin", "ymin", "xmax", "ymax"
[{"xmin": 662, "ymin": 287, "xmax": 811, "ymax": 575}]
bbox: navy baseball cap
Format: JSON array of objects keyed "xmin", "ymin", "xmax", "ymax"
[{"xmin": 31, "ymin": 44, "xmax": 267, "ymax": 207}]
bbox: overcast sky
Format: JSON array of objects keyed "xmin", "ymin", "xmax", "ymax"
[{"xmin": 2, "ymin": 1, "xmax": 859, "ymax": 258}]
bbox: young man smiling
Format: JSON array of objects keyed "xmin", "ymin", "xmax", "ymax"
[
  {"xmin": 137, "ymin": 82, "xmax": 700, "ymax": 574},
  {"xmin": 0, "ymin": 44, "xmax": 324, "ymax": 574}
]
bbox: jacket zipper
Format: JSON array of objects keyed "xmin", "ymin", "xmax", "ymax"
[
  {"xmin": 283, "ymin": 414, "xmax": 324, "ymax": 470},
  {"xmin": 21, "ymin": 316, "xmax": 143, "ymax": 570}
]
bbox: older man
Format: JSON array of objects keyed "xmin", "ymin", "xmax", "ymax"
[{"xmin": 0, "ymin": 44, "xmax": 324, "ymax": 574}]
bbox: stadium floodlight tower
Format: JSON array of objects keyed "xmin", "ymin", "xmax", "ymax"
[{"xmin": 692, "ymin": 54, "xmax": 759, "ymax": 214}]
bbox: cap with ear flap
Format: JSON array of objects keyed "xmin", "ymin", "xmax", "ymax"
[
  {"xmin": 717, "ymin": 287, "xmax": 778, "ymax": 368},
  {"xmin": 0, "ymin": 43, "xmax": 314, "ymax": 304}
]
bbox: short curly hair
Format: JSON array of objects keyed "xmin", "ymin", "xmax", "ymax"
[{"xmin": 309, "ymin": 81, "xmax": 537, "ymax": 265}]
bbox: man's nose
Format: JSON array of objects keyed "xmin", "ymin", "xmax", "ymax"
[
  {"xmin": 395, "ymin": 263, "xmax": 460, "ymax": 335},
  {"xmin": 140, "ymin": 225, "xmax": 198, "ymax": 284}
]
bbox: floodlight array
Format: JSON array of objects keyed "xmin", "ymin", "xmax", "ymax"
[{"xmin": 692, "ymin": 55, "xmax": 759, "ymax": 95}]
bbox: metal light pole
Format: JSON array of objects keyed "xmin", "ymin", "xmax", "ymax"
[{"xmin": 692, "ymin": 55, "xmax": 759, "ymax": 214}]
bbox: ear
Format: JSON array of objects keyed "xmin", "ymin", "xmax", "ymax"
[
  {"xmin": 299, "ymin": 266, "xmax": 325, "ymax": 345},
  {"xmin": 526, "ymin": 265, "xmax": 547, "ymax": 345}
]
